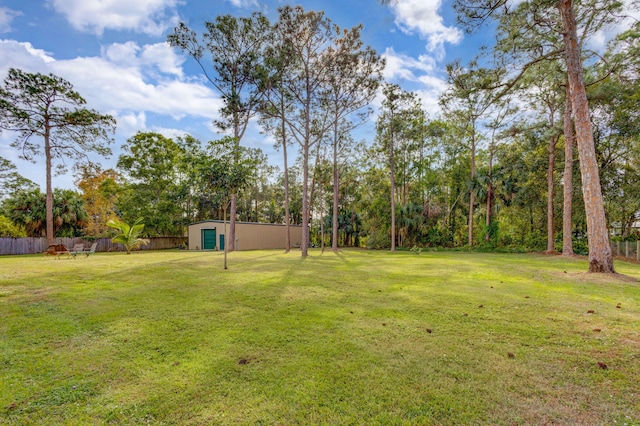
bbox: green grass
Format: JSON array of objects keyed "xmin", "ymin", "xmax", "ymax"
[{"xmin": 1, "ymin": 249, "xmax": 639, "ymax": 425}]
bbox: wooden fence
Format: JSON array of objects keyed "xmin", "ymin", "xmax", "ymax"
[{"xmin": 0, "ymin": 237, "xmax": 187, "ymax": 255}]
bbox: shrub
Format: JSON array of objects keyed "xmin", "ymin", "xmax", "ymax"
[{"xmin": 0, "ymin": 215, "xmax": 26, "ymax": 237}]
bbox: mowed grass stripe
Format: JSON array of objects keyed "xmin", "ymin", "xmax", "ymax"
[{"xmin": 0, "ymin": 250, "xmax": 638, "ymax": 425}]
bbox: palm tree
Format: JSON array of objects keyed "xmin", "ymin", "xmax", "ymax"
[
  {"xmin": 106, "ymin": 218, "xmax": 149, "ymax": 254},
  {"xmin": 53, "ymin": 189, "xmax": 88, "ymax": 237},
  {"xmin": 3, "ymin": 189, "xmax": 47, "ymax": 237}
]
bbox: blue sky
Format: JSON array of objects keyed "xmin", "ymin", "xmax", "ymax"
[{"xmin": 0, "ymin": 0, "xmax": 630, "ymax": 190}]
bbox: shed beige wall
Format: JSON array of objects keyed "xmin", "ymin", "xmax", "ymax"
[{"xmin": 188, "ymin": 221, "xmax": 302, "ymax": 251}]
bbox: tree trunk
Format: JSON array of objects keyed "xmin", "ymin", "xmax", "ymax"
[
  {"xmin": 562, "ymin": 83, "xmax": 575, "ymax": 256},
  {"xmin": 390, "ymin": 138, "xmax": 396, "ymax": 252},
  {"xmin": 45, "ymin": 124, "xmax": 54, "ymax": 245},
  {"xmin": 468, "ymin": 133, "xmax": 476, "ymax": 247},
  {"xmin": 229, "ymin": 194, "xmax": 237, "ymax": 251},
  {"xmin": 485, "ymin": 144, "xmax": 493, "ymax": 243},
  {"xmin": 301, "ymin": 142, "xmax": 310, "ymax": 257},
  {"xmin": 332, "ymin": 119, "xmax": 339, "ymax": 252},
  {"xmin": 558, "ymin": 0, "xmax": 614, "ymax": 272},
  {"xmin": 546, "ymin": 134, "xmax": 557, "ymax": 253},
  {"xmin": 282, "ymin": 116, "xmax": 291, "ymax": 253}
]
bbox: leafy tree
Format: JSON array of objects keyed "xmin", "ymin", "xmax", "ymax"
[
  {"xmin": 321, "ymin": 24, "xmax": 384, "ymax": 252},
  {"xmin": 2, "ymin": 189, "xmax": 45, "ymax": 237},
  {"xmin": 106, "ymin": 217, "xmax": 149, "ymax": 254},
  {"xmin": 259, "ymin": 23, "xmax": 298, "ymax": 251},
  {"xmin": 168, "ymin": 12, "xmax": 271, "ymax": 251},
  {"xmin": 274, "ymin": 5, "xmax": 338, "ymax": 257},
  {"xmin": 3, "ymin": 188, "xmax": 87, "ymax": 237},
  {"xmin": 0, "ymin": 157, "xmax": 37, "ymax": 202},
  {"xmin": 175, "ymin": 134, "xmax": 211, "ymax": 225},
  {"xmin": 0, "ymin": 215, "xmax": 26, "ymax": 237},
  {"xmin": 516, "ymin": 60, "xmax": 564, "ymax": 252},
  {"xmin": 588, "ymin": 26, "xmax": 640, "ymax": 240},
  {"xmin": 76, "ymin": 165, "xmax": 121, "ymax": 236},
  {"xmin": 452, "ymin": 0, "xmax": 623, "ymax": 271},
  {"xmin": 0, "ymin": 68, "xmax": 115, "ymax": 245},
  {"xmin": 117, "ymin": 132, "xmax": 208, "ymax": 237},
  {"xmin": 375, "ymin": 84, "xmax": 423, "ymax": 250},
  {"xmin": 203, "ymin": 136, "xmax": 258, "ymax": 269},
  {"xmin": 53, "ymin": 189, "xmax": 88, "ymax": 237},
  {"xmin": 236, "ymin": 148, "xmax": 279, "ymax": 223},
  {"xmin": 440, "ymin": 60, "xmax": 502, "ymax": 247}
]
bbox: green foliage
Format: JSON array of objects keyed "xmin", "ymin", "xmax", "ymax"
[
  {"xmin": 204, "ymin": 136, "xmax": 259, "ymax": 204},
  {"xmin": 0, "ymin": 68, "xmax": 115, "ymax": 243},
  {"xmin": 0, "ymin": 214, "xmax": 26, "ymax": 237},
  {"xmin": 117, "ymin": 132, "xmax": 213, "ymax": 236},
  {"xmin": 0, "ymin": 157, "xmax": 38, "ymax": 202},
  {"xmin": 168, "ymin": 13, "xmax": 271, "ymax": 137},
  {"xmin": 479, "ymin": 218, "xmax": 500, "ymax": 248},
  {"xmin": 0, "ymin": 69, "xmax": 116, "ymax": 164},
  {"xmin": 106, "ymin": 217, "xmax": 150, "ymax": 254},
  {"xmin": 2, "ymin": 188, "xmax": 87, "ymax": 237}
]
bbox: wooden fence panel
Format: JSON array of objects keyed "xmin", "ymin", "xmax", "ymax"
[{"xmin": 0, "ymin": 237, "xmax": 187, "ymax": 255}]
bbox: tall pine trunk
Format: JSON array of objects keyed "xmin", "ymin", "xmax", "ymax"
[
  {"xmin": 558, "ymin": 0, "xmax": 613, "ymax": 272},
  {"xmin": 562, "ymin": 84, "xmax": 575, "ymax": 256},
  {"xmin": 282, "ymin": 112, "xmax": 291, "ymax": 252},
  {"xmin": 546, "ymin": 133, "xmax": 557, "ymax": 253},
  {"xmin": 332, "ymin": 119, "xmax": 340, "ymax": 252},
  {"xmin": 45, "ymin": 124, "xmax": 54, "ymax": 245},
  {"xmin": 485, "ymin": 144, "xmax": 494, "ymax": 243},
  {"xmin": 301, "ymin": 142, "xmax": 310, "ymax": 257},
  {"xmin": 468, "ymin": 132, "xmax": 476, "ymax": 247},
  {"xmin": 228, "ymin": 120, "xmax": 240, "ymax": 251},
  {"xmin": 229, "ymin": 194, "xmax": 237, "ymax": 250},
  {"xmin": 390, "ymin": 128, "xmax": 396, "ymax": 252}
]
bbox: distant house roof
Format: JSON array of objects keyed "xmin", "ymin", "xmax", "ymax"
[{"xmin": 188, "ymin": 220, "xmax": 301, "ymax": 228}]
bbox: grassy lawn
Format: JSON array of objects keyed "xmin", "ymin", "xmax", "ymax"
[{"xmin": 1, "ymin": 249, "xmax": 639, "ymax": 425}]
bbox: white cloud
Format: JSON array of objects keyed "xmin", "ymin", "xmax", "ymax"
[
  {"xmin": 0, "ymin": 40, "xmax": 55, "ymax": 77},
  {"xmin": 140, "ymin": 43, "xmax": 184, "ymax": 77},
  {"xmin": 228, "ymin": 0, "xmax": 259, "ymax": 8},
  {"xmin": 382, "ymin": 47, "xmax": 436, "ymax": 82},
  {"xmin": 51, "ymin": 55, "xmax": 220, "ymax": 120},
  {"xmin": 0, "ymin": 38, "xmax": 225, "ymax": 188},
  {"xmin": 390, "ymin": 0, "xmax": 463, "ymax": 58},
  {"xmin": 150, "ymin": 126, "xmax": 190, "ymax": 140},
  {"xmin": 103, "ymin": 41, "xmax": 184, "ymax": 78},
  {"xmin": 116, "ymin": 111, "xmax": 147, "ymax": 135},
  {"xmin": 0, "ymin": 39, "xmax": 221, "ymax": 127},
  {"xmin": 47, "ymin": 0, "xmax": 182, "ymax": 36},
  {"xmin": 0, "ymin": 7, "xmax": 21, "ymax": 34},
  {"xmin": 377, "ymin": 47, "xmax": 448, "ymax": 116}
]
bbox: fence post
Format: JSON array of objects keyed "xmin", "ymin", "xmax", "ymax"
[
  {"xmin": 637, "ymin": 240, "xmax": 639, "ymax": 261},
  {"xmin": 616, "ymin": 241, "xmax": 620, "ymax": 256},
  {"xmin": 625, "ymin": 241, "xmax": 629, "ymax": 258}
]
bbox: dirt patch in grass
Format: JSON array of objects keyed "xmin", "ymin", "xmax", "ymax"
[{"xmin": 561, "ymin": 271, "xmax": 639, "ymax": 284}]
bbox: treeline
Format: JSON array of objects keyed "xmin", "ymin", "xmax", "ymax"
[{"xmin": 2, "ymin": 3, "xmax": 640, "ymax": 261}]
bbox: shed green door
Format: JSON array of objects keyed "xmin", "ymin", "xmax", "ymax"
[
  {"xmin": 202, "ymin": 229, "xmax": 216, "ymax": 250},
  {"xmin": 219, "ymin": 234, "xmax": 225, "ymax": 251}
]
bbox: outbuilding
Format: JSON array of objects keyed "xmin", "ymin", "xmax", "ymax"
[{"xmin": 187, "ymin": 220, "xmax": 302, "ymax": 251}]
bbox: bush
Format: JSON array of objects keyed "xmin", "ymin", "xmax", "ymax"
[
  {"xmin": 365, "ymin": 229, "xmax": 390, "ymax": 250},
  {"xmin": 0, "ymin": 215, "xmax": 26, "ymax": 237}
]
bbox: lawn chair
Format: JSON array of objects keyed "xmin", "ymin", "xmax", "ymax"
[
  {"xmin": 83, "ymin": 242, "xmax": 98, "ymax": 257},
  {"xmin": 70, "ymin": 243, "xmax": 85, "ymax": 258}
]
